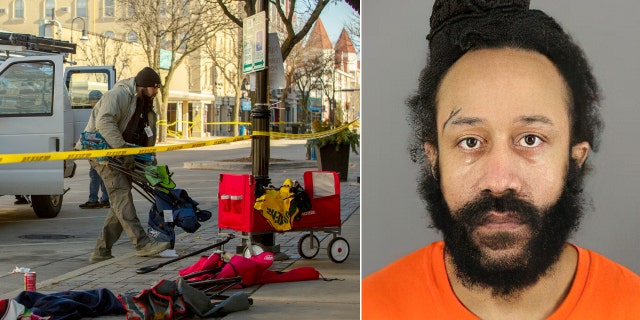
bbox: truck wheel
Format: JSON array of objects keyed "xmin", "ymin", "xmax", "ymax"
[{"xmin": 31, "ymin": 195, "xmax": 62, "ymax": 218}]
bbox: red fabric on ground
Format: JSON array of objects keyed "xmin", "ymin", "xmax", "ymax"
[
  {"xmin": 181, "ymin": 251, "xmax": 319, "ymax": 287},
  {"xmin": 178, "ymin": 253, "xmax": 224, "ymax": 281}
]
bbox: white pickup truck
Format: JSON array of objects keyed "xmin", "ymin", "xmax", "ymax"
[{"xmin": 0, "ymin": 32, "xmax": 114, "ymax": 218}]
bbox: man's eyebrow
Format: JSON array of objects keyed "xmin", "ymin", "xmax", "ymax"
[
  {"xmin": 517, "ymin": 115, "xmax": 554, "ymax": 125},
  {"xmin": 442, "ymin": 109, "xmax": 485, "ymax": 134},
  {"xmin": 440, "ymin": 113, "xmax": 553, "ymax": 135}
]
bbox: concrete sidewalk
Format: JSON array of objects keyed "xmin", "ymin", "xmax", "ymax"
[
  {"xmin": 1, "ymin": 154, "xmax": 360, "ymax": 319},
  {"xmin": 224, "ymin": 208, "xmax": 360, "ymax": 320}
]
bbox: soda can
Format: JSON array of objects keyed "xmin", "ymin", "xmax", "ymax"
[{"xmin": 24, "ymin": 272, "xmax": 36, "ymax": 291}]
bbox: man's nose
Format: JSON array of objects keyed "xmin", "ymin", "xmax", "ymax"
[{"xmin": 477, "ymin": 144, "xmax": 523, "ymax": 196}]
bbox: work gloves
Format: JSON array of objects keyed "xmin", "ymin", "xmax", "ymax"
[{"xmin": 121, "ymin": 155, "xmax": 136, "ymax": 171}]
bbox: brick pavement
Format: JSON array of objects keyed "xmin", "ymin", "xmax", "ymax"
[{"xmin": 3, "ymin": 161, "xmax": 360, "ymax": 319}]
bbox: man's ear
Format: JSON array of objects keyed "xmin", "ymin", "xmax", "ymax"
[
  {"xmin": 571, "ymin": 141, "xmax": 590, "ymax": 169},
  {"xmin": 424, "ymin": 142, "xmax": 438, "ymax": 173}
]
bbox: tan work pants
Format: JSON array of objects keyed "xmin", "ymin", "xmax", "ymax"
[{"xmin": 90, "ymin": 159, "xmax": 150, "ymax": 256}]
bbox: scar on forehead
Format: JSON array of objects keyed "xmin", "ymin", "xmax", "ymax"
[{"xmin": 442, "ymin": 108, "xmax": 461, "ymax": 133}]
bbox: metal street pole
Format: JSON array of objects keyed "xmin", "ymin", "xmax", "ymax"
[
  {"xmin": 70, "ymin": 16, "xmax": 89, "ymax": 63},
  {"xmin": 331, "ymin": 65, "xmax": 336, "ymax": 125},
  {"xmin": 250, "ymin": 0, "xmax": 277, "ymax": 254}
]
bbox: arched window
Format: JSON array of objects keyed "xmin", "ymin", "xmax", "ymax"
[
  {"xmin": 76, "ymin": 0, "xmax": 87, "ymax": 17},
  {"xmin": 104, "ymin": 0, "xmax": 115, "ymax": 17},
  {"xmin": 181, "ymin": 0, "xmax": 189, "ymax": 16},
  {"xmin": 160, "ymin": 37, "xmax": 169, "ymax": 50},
  {"xmin": 14, "ymin": 0, "xmax": 25, "ymax": 19},
  {"xmin": 45, "ymin": 0, "xmax": 55, "ymax": 18},
  {"xmin": 127, "ymin": 31, "xmax": 138, "ymax": 42},
  {"xmin": 104, "ymin": 31, "xmax": 115, "ymax": 39},
  {"xmin": 179, "ymin": 32, "xmax": 187, "ymax": 51},
  {"xmin": 158, "ymin": 0, "xmax": 166, "ymax": 16}
]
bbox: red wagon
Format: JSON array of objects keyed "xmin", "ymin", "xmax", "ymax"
[{"xmin": 217, "ymin": 171, "xmax": 350, "ymax": 263}]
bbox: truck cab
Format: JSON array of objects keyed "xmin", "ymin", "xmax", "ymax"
[{"xmin": 0, "ymin": 32, "xmax": 114, "ymax": 218}]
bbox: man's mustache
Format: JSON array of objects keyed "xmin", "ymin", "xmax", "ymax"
[{"xmin": 454, "ymin": 191, "xmax": 541, "ymax": 228}]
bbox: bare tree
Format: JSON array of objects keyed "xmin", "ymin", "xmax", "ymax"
[
  {"xmin": 344, "ymin": 10, "xmax": 360, "ymax": 54},
  {"xmin": 205, "ymin": 0, "xmax": 343, "ymax": 135},
  {"xmin": 314, "ymin": 54, "xmax": 341, "ymax": 124},
  {"xmin": 211, "ymin": 0, "xmax": 336, "ymax": 61},
  {"xmin": 289, "ymin": 46, "xmax": 333, "ymax": 125},
  {"xmin": 76, "ymin": 34, "xmax": 132, "ymax": 81},
  {"xmin": 116, "ymin": 0, "xmax": 226, "ymax": 142},
  {"xmin": 202, "ymin": 25, "xmax": 246, "ymax": 136}
]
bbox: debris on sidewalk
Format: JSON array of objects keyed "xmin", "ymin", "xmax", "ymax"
[
  {"xmin": 13, "ymin": 288, "xmax": 124, "ymax": 319},
  {"xmin": 10, "ymin": 266, "xmax": 30, "ymax": 274},
  {"xmin": 118, "ymin": 279, "xmax": 251, "ymax": 319}
]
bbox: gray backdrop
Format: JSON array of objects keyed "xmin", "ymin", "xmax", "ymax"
[{"xmin": 362, "ymin": 1, "xmax": 640, "ymax": 277}]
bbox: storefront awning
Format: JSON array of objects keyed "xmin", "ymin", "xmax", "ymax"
[
  {"xmin": 167, "ymin": 90, "xmax": 215, "ymax": 102},
  {"xmin": 297, "ymin": 106, "xmax": 322, "ymax": 112}
]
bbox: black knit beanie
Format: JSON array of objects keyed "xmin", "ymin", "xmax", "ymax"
[{"xmin": 135, "ymin": 67, "xmax": 161, "ymax": 88}]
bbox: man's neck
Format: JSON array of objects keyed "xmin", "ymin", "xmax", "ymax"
[{"xmin": 445, "ymin": 244, "xmax": 578, "ymax": 320}]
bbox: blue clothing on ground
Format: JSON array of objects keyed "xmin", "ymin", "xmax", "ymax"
[{"xmin": 15, "ymin": 288, "xmax": 125, "ymax": 320}]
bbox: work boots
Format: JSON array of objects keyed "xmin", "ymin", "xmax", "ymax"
[
  {"xmin": 89, "ymin": 252, "xmax": 114, "ymax": 264},
  {"xmin": 136, "ymin": 239, "xmax": 171, "ymax": 257},
  {"xmin": 89, "ymin": 240, "xmax": 169, "ymax": 263}
]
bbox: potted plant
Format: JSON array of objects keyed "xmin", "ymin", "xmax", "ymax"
[{"xmin": 306, "ymin": 119, "xmax": 359, "ymax": 181}]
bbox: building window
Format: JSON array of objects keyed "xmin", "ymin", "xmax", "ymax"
[
  {"xmin": 76, "ymin": 0, "xmax": 87, "ymax": 17},
  {"xmin": 181, "ymin": 0, "xmax": 189, "ymax": 16},
  {"xmin": 43, "ymin": 23, "xmax": 54, "ymax": 38},
  {"xmin": 104, "ymin": 0, "xmax": 115, "ymax": 17},
  {"xmin": 45, "ymin": 0, "xmax": 55, "ymax": 18},
  {"xmin": 14, "ymin": 0, "xmax": 25, "ymax": 19},
  {"xmin": 160, "ymin": 37, "xmax": 169, "ymax": 50},
  {"xmin": 179, "ymin": 32, "xmax": 187, "ymax": 51},
  {"xmin": 104, "ymin": 31, "xmax": 115, "ymax": 38},
  {"xmin": 158, "ymin": 0, "xmax": 166, "ymax": 16},
  {"xmin": 127, "ymin": 31, "xmax": 138, "ymax": 42}
]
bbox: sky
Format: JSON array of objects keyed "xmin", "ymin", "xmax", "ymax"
[{"xmin": 319, "ymin": 1, "xmax": 359, "ymax": 44}]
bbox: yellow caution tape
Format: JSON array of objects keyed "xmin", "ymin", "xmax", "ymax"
[
  {"xmin": 157, "ymin": 120, "xmax": 307, "ymax": 126},
  {"xmin": 0, "ymin": 135, "xmax": 251, "ymax": 165},
  {"xmin": 252, "ymin": 119, "xmax": 359, "ymax": 139},
  {"xmin": 0, "ymin": 120, "xmax": 359, "ymax": 165}
]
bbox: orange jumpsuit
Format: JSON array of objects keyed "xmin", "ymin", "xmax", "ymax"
[{"xmin": 362, "ymin": 241, "xmax": 640, "ymax": 319}]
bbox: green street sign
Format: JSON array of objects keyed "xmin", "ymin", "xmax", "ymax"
[{"xmin": 242, "ymin": 11, "xmax": 266, "ymax": 74}]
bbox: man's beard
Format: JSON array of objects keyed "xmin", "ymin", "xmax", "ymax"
[
  {"xmin": 139, "ymin": 94, "xmax": 154, "ymax": 113},
  {"xmin": 418, "ymin": 160, "xmax": 585, "ymax": 298}
]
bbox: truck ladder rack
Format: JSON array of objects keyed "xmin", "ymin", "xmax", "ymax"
[{"xmin": 0, "ymin": 32, "xmax": 76, "ymax": 54}]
